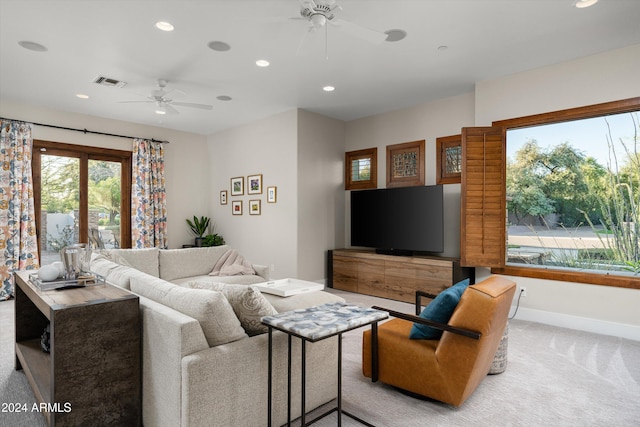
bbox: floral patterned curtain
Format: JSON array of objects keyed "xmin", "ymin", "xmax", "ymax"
[
  {"xmin": 131, "ymin": 138, "xmax": 168, "ymax": 248},
  {"xmin": 0, "ymin": 120, "xmax": 39, "ymax": 300}
]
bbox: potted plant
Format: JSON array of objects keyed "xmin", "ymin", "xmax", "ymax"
[
  {"xmin": 202, "ymin": 233, "xmax": 225, "ymax": 247},
  {"xmin": 186, "ymin": 216, "xmax": 210, "ymax": 247}
]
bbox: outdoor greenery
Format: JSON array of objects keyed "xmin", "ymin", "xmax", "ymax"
[
  {"xmin": 507, "ymin": 112, "xmax": 639, "ymax": 274},
  {"xmin": 41, "ymin": 156, "xmax": 79, "ymax": 214},
  {"xmin": 41, "ymin": 157, "xmax": 121, "ymax": 226},
  {"xmin": 47, "ymin": 224, "xmax": 75, "ymax": 252},
  {"xmin": 507, "ymin": 141, "xmax": 605, "ymax": 227}
]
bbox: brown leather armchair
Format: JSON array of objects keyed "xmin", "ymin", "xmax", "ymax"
[{"xmin": 362, "ymin": 275, "xmax": 516, "ymax": 406}]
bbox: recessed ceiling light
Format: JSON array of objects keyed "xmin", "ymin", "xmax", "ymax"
[
  {"xmin": 437, "ymin": 45, "xmax": 448, "ymax": 51},
  {"xmin": 75, "ymin": 93, "xmax": 90, "ymax": 99},
  {"xmin": 217, "ymin": 95, "xmax": 232, "ymax": 101},
  {"xmin": 575, "ymin": 0, "xmax": 598, "ymax": 8},
  {"xmin": 208, "ymin": 41, "xmax": 231, "ymax": 52},
  {"xmin": 155, "ymin": 21, "xmax": 174, "ymax": 31},
  {"xmin": 18, "ymin": 41, "xmax": 48, "ymax": 52},
  {"xmin": 323, "ymin": 86, "xmax": 335, "ymax": 92},
  {"xmin": 384, "ymin": 29, "xmax": 407, "ymax": 43},
  {"xmin": 256, "ymin": 59, "xmax": 270, "ymax": 67},
  {"xmin": 155, "ymin": 109, "xmax": 167, "ymax": 115}
]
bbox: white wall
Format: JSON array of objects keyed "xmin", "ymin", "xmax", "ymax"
[
  {"xmin": 207, "ymin": 109, "xmax": 346, "ymax": 282},
  {"xmin": 475, "ymin": 44, "xmax": 640, "ymax": 126},
  {"xmin": 0, "ymin": 100, "xmax": 209, "ymax": 249},
  {"xmin": 474, "ymin": 43, "xmax": 640, "ymax": 340},
  {"xmin": 208, "ymin": 110, "xmax": 299, "ymax": 279},
  {"xmin": 297, "ymin": 110, "xmax": 345, "ymax": 282},
  {"xmin": 344, "ymin": 92, "xmax": 476, "ymax": 258}
]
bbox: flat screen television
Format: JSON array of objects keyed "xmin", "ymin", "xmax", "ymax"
[{"xmin": 350, "ymin": 185, "xmax": 444, "ymax": 255}]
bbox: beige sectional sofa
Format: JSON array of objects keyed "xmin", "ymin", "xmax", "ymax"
[{"xmin": 90, "ymin": 245, "xmax": 344, "ymax": 427}]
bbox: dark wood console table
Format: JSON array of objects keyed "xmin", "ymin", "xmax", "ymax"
[{"xmin": 14, "ymin": 271, "xmax": 141, "ymax": 426}]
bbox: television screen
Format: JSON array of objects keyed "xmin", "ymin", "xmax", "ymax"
[{"xmin": 350, "ymin": 185, "xmax": 444, "ymax": 254}]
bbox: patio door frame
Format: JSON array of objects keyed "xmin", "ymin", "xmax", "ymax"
[{"xmin": 32, "ymin": 140, "xmax": 132, "ymax": 259}]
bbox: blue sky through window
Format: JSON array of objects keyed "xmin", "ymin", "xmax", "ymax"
[{"xmin": 507, "ymin": 112, "xmax": 637, "ymax": 168}]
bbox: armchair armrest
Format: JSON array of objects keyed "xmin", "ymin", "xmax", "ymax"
[
  {"xmin": 415, "ymin": 290, "xmax": 437, "ymax": 315},
  {"xmin": 371, "ymin": 306, "xmax": 481, "ymax": 340}
]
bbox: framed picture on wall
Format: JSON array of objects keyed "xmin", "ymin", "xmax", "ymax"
[
  {"xmin": 247, "ymin": 174, "xmax": 263, "ymax": 195},
  {"xmin": 249, "ymin": 200, "xmax": 261, "ymax": 215},
  {"xmin": 267, "ymin": 186, "xmax": 277, "ymax": 203},
  {"xmin": 232, "ymin": 200, "xmax": 242, "ymax": 215},
  {"xmin": 231, "ymin": 177, "xmax": 244, "ymax": 196},
  {"xmin": 220, "ymin": 190, "xmax": 228, "ymax": 205},
  {"xmin": 436, "ymin": 134, "xmax": 462, "ymax": 184},
  {"xmin": 386, "ymin": 140, "xmax": 425, "ymax": 188}
]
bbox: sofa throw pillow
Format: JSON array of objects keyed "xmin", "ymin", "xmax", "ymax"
[
  {"xmin": 409, "ymin": 279, "xmax": 471, "ymax": 340},
  {"xmin": 130, "ymin": 276, "xmax": 247, "ymax": 347},
  {"xmin": 189, "ymin": 282, "xmax": 277, "ymax": 336}
]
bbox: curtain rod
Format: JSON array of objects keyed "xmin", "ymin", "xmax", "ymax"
[{"xmin": 0, "ymin": 117, "xmax": 170, "ymax": 144}]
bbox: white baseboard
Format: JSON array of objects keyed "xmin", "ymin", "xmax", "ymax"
[{"xmin": 512, "ymin": 306, "xmax": 640, "ymax": 342}]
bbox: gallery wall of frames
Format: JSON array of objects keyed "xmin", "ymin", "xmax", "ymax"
[{"xmin": 220, "ymin": 173, "xmax": 277, "ymax": 216}]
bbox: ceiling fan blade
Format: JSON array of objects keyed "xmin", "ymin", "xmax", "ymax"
[
  {"xmin": 332, "ymin": 18, "xmax": 387, "ymax": 44},
  {"xmin": 295, "ymin": 25, "xmax": 315, "ymax": 56},
  {"xmin": 118, "ymin": 100, "xmax": 154, "ymax": 104},
  {"xmin": 300, "ymin": 0, "xmax": 318, "ymax": 10},
  {"xmin": 163, "ymin": 104, "xmax": 180, "ymax": 115},
  {"xmin": 171, "ymin": 102, "xmax": 213, "ymax": 110}
]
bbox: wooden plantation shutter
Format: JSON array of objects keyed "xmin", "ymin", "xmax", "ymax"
[{"xmin": 460, "ymin": 127, "xmax": 506, "ymax": 268}]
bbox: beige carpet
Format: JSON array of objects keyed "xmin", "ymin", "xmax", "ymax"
[
  {"xmin": 2, "ymin": 289, "xmax": 639, "ymax": 427},
  {"xmin": 308, "ymin": 289, "xmax": 640, "ymax": 427}
]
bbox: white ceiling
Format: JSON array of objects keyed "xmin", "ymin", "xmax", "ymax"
[{"xmin": 1, "ymin": 0, "xmax": 639, "ymax": 135}]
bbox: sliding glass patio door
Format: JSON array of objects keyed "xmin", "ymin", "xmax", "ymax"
[{"xmin": 33, "ymin": 140, "xmax": 131, "ymax": 264}]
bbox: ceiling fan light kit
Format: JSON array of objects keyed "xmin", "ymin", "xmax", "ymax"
[
  {"xmin": 119, "ymin": 79, "xmax": 213, "ymax": 115},
  {"xmin": 297, "ymin": 0, "xmax": 389, "ymax": 45}
]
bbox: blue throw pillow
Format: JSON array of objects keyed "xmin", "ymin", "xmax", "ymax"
[{"xmin": 409, "ymin": 279, "xmax": 470, "ymax": 340}]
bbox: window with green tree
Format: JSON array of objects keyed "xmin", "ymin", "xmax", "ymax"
[
  {"xmin": 34, "ymin": 140, "xmax": 131, "ymax": 263},
  {"xmin": 492, "ymin": 98, "xmax": 640, "ymax": 287}
]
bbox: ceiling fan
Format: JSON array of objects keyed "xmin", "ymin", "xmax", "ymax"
[
  {"xmin": 294, "ymin": 0, "xmax": 387, "ymax": 55},
  {"xmin": 119, "ymin": 79, "xmax": 213, "ymax": 115}
]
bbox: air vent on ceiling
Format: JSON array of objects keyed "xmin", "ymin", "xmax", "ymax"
[{"xmin": 92, "ymin": 76, "xmax": 127, "ymax": 88}]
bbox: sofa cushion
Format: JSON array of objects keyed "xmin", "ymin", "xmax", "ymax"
[
  {"xmin": 189, "ymin": 282, "xmax": 277, "ymax": 336},
  {"xmin": 92, "ymin": 251, "xmax": 132, "ymax": 268},
  {"xmin": 90, "ymin": 254, "xmax": 123, "ymax": 278},
  {"xmin": 130, "ymin": 276, "xmax": 247, "ymax": 347},
  {"xmin": 97, "ymin": 248, "xmax": 160, "ymax": 277},
  {"xmin": 409, "ymin": 278, "xmax": 471, "ymax": 340},
  {"xmin": 171, "ymin": 274, "xmax": 265, "ymax": 287},
  {"xmin": 159, "ymin": 246, "xmax": 230, "ymax": 281},
  {"xmin": 90, "ymin": 254, "xmax": 150, "ymax": 290},
  {"xmin": 104, "ymin": 264, "xmax": 149, "ymax": 290}
]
